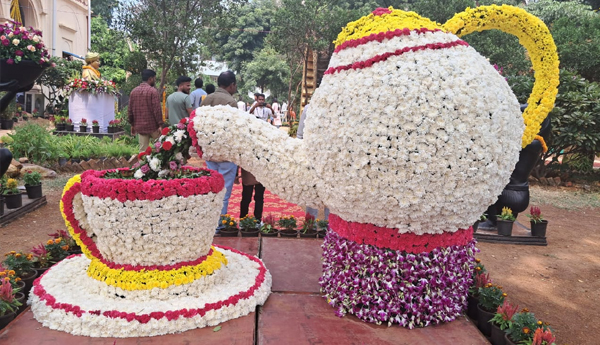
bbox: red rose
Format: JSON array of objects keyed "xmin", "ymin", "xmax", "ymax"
[
  {"xmin": 161, "ymin": 127, "xmax": 170, "ymax": 136},
  {"xmin": 137, "ymin": 152, "xmax": 146, "ymax": 160},
  {"xmin": 179, "ymin": 118, "xmax": 187, "ymax": 124},
  {"xmin": 145, "ymin": 146, "xmax": 153, "ymax": 155},
  {"xmin": 162, "ymin": 141, "xmax": 173, "ymax": 150}
]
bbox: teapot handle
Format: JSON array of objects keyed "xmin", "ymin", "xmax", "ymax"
[{"xmin": 443, "ymin": 5, "xmax": 559, "ymax": 148}]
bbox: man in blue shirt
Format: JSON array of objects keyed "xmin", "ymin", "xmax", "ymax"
[{"xmin": 189, "ymin": 78, "xmax": 208, "ymax": 109}]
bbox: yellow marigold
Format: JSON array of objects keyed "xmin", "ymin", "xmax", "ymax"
[
  {"xmin": 8, "ymin": 270, "xmax": 15, "ymax": 276},
  {"xmin": 523, "ymin": 327, "xmax": 530, "ymax": 334},
  {"xmin": 6, "ymin": 178, "xmax": 17, "ymax": 189},
  {"xmin": 15, "ymin": 277, "xmax": 21, "ymax": 282},
  {"xmin": 229, "ymin": 222, "xmax": 234, "ymax": 226},
  {"xmin": 47, "ymin": 239, "xmax": 54, "ymax": 245},
  {"xmin": 62, "ymin": 245, "xmax": 69, "ymax": 251},
  {"xmin": 15, "ymin": 253, "xmax": 21, "ymax": 258},
  {"xmin": 9, "ymin": 251, "xmax": 16, "ymax": 255},
  {"xmin": 26, "ymin": 254, "xmax": 33, "ymax": 260},
  {"xmin": 0, "ymin": 272, "xmax": 5, "ymax": 277},
  {"xmin": 502, "ymin": 293, "xmax": 508, "ymax": 297},
  {"xmin": 222, "ymin": 220, "xmax": 227, "ymax": 224},
  {"xmin": 537, "ymin": 320, "xmax": 543, "ymax": 325},
  {"xmin": 54, "ymin": 238, "xmax": 62, "ymax": 244}
]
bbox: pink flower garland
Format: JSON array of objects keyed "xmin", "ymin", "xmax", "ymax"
[
  {"xmin": 62, "ymin": 179, "xmax": 216, "ymax": 272},
  {"xmin": 32, "ymin": 246, "xmax": 267, "ymax": 324},
  {"xmin": 329, "ymin": 214, "xmax": 473, "ymax": 253},
  {"xmin": 334, "ymin": 27, "xmax": 442, "ymax": 53},
  {"xmin": 325, "ymin": 39, "xmax": 469, "ymax": 76},
  {"xmin": 79, "ymin": 167, "xmax": 223, "ymax": 202},
  {"xmin": 187, "ymin": 110, "xmax": 204, "ymax": 158}
]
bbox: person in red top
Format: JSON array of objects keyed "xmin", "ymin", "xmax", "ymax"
[{"xmin": 128, "ymin": 69, "xmax": 165, "ymax": 152}]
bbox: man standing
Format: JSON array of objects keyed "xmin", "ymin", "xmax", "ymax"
[
  {"xmin": 248, "ymin": 94, "xmax": 273, "ymax": 122},
  {"xmin": 166, "ymin": 76, "xmax": 193, "ymax": 125},
  {"xmin": 200, "ymin": 70, "xmax": 239, "ymax": 221},
  {"xmin": 128, "ymin": 69, "xmax": 164, "ymax": 152},
  {"xmin": 189, "ymin": 78, "xmax": 207, "ymax": 110}
]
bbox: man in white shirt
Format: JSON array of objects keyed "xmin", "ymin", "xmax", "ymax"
[
  {"xmin": 248, "ymin": 93, "xmax": 273, "ymax": 122},
  {"xmin": 237, "ymin": 99, "xmax": 246, "ymax": 112}
]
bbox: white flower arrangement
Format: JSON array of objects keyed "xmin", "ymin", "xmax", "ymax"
[
  {"xmin": 192, "ymin": 28, "xmax": 523, "ymax": 234},
  {"xmin": 30, "ymin": 248, "xmax": 272, "ymax": 337},
  {"xmin": 76, "ymin": 190, "xmax": 225, "ymax": 266}
]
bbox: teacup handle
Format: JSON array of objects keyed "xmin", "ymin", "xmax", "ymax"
[
  {"xmin": 443, "ymin": 5, "xmax": 559, "ymax": 148},
  {"xmin": 60, "ymin": 174, "xmax": 93, "ymax": 260}
]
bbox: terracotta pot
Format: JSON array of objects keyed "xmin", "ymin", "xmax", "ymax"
[
  {"xmin": 25, "ymin": 184, "xmax": 43, "ymax": 199},
  {"xmin": 504, "ymin": 333, "xmax": 518, "ymax": 345},
  {"xmin": 477, "ymin": 304, "xmax": 495, "ymax": 337},
  {"xmin": 19, "ymin": 270, "xmax": 38, "ymax": 297},
  {"xmin": 279, "ymin": 229, "xmax": 298, "ymax": 238},
  {"xmin": 496, "ymin": 220, "xmax": 513, "ymax": 236},
  {"xmin": 0, "ymin": 311, "xmax": 16, "ymax": 330},
  {"xmin": 240, "ymin": 228, "xmax": 260, "ymax": 237},
  {"xmin": 467, "ymin": 294, "xmax": 479, "ymax": 321},
  {"xmin": 4, "ymin": 193, "xmax": 22, "ymax": 209},
  {"xmin": 530, "ymin": 220, "xmax": 548, "ymax": 237},
  {"xmin": 490, "ymin": 322, "xmax": 507, "ymax": 345}
]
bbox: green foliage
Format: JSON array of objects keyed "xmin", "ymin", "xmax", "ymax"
[
  {"xmin": 7, "ymin": 123, "xmax": 62, "ymax": 164},
  {"xmin": 0, "ymin": 282, "xmax": 22, "ymax": 316},
  {"xmin": 2, "ymin": 252, "xmax": 34, "ymax": 277},
  {"xmin": 91, "ymin": 0, "xmax": 119, "ymax": 26},
  {"xmin": 288, "ymin": 121, "xmax": 299, "ymax": 137},
  {"xmin": 477, "ymin": 284, "xmax": 505, "ymax": 312},
  {"xmin": 23, "ymin": 170, "xmax": 42, "ymax": 186},
  {"xmin": 35, "ymin": 57, "xmax": 83, "ymax": 113},
  {"xmin": 507, "ymin": 74, "xmax": 535, "ymax": 104},
  {"xmin": 44, "ymin": 238, "xmax": 70, "ymax": 264},
  {"xmin": 242, "ymin": 47, "xmax": 290, "ymax": 99},
  {"xmin": 538, "ymin": 70, "xmax": 600, "ymax": 175},
  {"xmin": 277, "ymin": 215, "xmax": 297, "ymax": 230},
  {"xmin": 239, "ymin": 215, "xmax": 260, "ymax": 230},
  {"xmin": 552, "ymin": 14, "xmax": 600, "ymax": 82},
  {"xmin": 526, "ymin": 0, "xmax": 596, "ymax": 24},
  {"xmin": 505, "ymin": 311, "xmax": 539, "ymax": 343}
]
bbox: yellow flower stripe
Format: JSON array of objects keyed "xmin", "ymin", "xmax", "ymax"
[
  {"xmin": 87, "ymin": 247, "xmax": 228, "ymax": 291},
  {"xmin": 60, "ymin": 174, "xmax": 95, "ymax": 260},
  {"xmin": 334, "ymin": 7, "xmax": 442, "ymax": 47},
  {"xmin": 443, "ymin": 5, "xmax": 560, "ymax": 148}
]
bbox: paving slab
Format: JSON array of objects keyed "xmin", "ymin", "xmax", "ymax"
[
  {"xmin": 0, "ymin": 309, "xmax": 255, "ymax": 345},
  {"xmin": 258, "ymin": 293, "xmax": 489, "ymax": 345},
  {"xmin": 213, "ymin": 236, "xmax": 260, "ymax": 256},
  {"xmin": 261, "ymin": 238, "xmax": 323, "ymax": 294}
]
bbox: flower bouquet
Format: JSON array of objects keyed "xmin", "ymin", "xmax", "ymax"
[
  {"xmin": 260, "ymin": 214, "xmax": 278, "ymax": 237},
  {"xmin": 497, "ymin": 207, "xmax": 516, "ymax": 236},
  {"xmin": 64, "ymin": 78, "xmax": 119, "ymax": 98},
  {"xmin": 0, "ymin": 21, "xmax": 50, "ymax": 66},
  {"xmin": 527, "ymin": 206, "xmax": 548, "ymax": 237},
  {"xmin": 239, "ymin": 215, "xmax": 260, "ymax": 237},
  {"xmin": 278, "ymin": 215, "xmax": 298, "ymax": 237},
  {"xmin": 2, "ymin": 178, "xmax": 21, "ymax": 209},
  {"xmin": 23, "ymin": 170, "xmax": 43, "ymax": 199}
]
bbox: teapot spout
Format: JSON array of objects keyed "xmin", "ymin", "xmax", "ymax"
[{"xmin": 191, "ymin": 106, "xmax": 323, "ymax": 208}]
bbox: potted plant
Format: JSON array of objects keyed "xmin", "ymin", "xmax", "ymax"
[
  {"xmin": 2, "ymin": 251, "xmax": 36, "ymax": 297},
  {"xmin": 239, "ymin": 215, "xmax": 260, "ymax": 237},
  {"xmin": 531, "ymin": 327, "xmax": 556, "ymax": 345},
  {"xmin": 92, "ymin": 120, "xmax": 100, "ymax": 133},
  {"xmin": 21, "ymin": 111, "xmax": 29, "ymax": 121},
  {"xmin": 65, "ymin": 118, "xmax": 74, "ymax": 131},
  {"xmin": 527, "ymin": 206, "xmax": 548, "ymax": 237},
  {"xmin": 218, "ymin": 214, "xmax": 239, "ymax": 237},
  {"xmin": 108, "ymin": 119, "xmax": 122, "ymax": 133},
  {"xmin": 260, "ymin": 214, "xmax": 278, "ymax": 237},
  {"xmin": 316, "ymin": 218, "xmax": 329, "ymax": 237},
  {"xmin": 80, "ymin": 118, "xmax": 88, "ymax": 132},
  {"xmin": 30, "ymin": 243, "xmax": 52, "ymax": 276},
  {"xmin": 2, "ymin": 178, "xmax": 22, "ymax": 209},
  {"xmin": 23, "ymin": 170, "xmax": 43, "ymax": 199},
  {"xmin": 54, "ymin": 116, "xmax": 66, "ymax": 131},
  {"xmin": 505, "ymin": 309, "xmax": 544, "ymax": 345},
  {"xmin": 48, "ymin": 229, "xmax": 81, "ymax": 254},
  {"xmin": 490, "ymin": 300, "xmax": 519, "ymax": 345},
  {"xmin": 300, "ymin": 214, "xmax": 318, "ymax": 238},
  {"xmin": 467, "ymin": 259, "xmax": 488, "ymax": 320},
  {"xmin": 477, "ymin": 283, "xmax": 506, "ymax": 337},
  {"xmin": 0, "ymin": 280, "xmax": 22, "ymax": 330},
  {"xmin": 473, "ymin": 213, "xmax": 487, "ymax": 232},
  {"xmin": 497, "ymin": 207, "xmax": 516, "ymax": 236},
  {"xmin": 278, "ymin": 215, "xmax": 298, "ymax": 237},
  {"xmin": 44, "ymin": 237, "xmax": 70, "ymax": 264}
]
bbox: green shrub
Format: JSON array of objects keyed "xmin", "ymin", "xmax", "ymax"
[{"xmin": 7, "ymin": 123, "xmax": 60, "ymax": 164}]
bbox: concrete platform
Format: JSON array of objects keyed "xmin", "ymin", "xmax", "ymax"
[{"xmin": 0, "ymin": 237, "xmax": 488, "ymax": 344}]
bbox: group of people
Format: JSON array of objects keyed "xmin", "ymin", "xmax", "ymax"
[{"xmin": 127, "ymin": 69, "xmax": 281, "ymax": 230}]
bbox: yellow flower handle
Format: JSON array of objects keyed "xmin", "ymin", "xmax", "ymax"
[
  {"xmin": 443, "ymin": 5, "xmax": 560, "ymax": 148},
  {"xmin": 60, "ymin": 174, "xmax": 95, "ymax": 260}
]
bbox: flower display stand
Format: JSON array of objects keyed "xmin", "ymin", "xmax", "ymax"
[
  {"xmin": 3, "ymin": 237, "xmax": 488, "ymax": 344},
  {"xmin": 29, "ymin": 171, "xmax": 271, "ymax": 337},
  {"xmin": 68, "ymin": 92, "xmax": 115, "ymax": 133},
  {"xmin": 474, "ymin": 221, "xmax": 547, "ymax": 246}
]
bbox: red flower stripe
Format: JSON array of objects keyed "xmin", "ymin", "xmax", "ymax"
[
  {"xmin": 61, "ymin": 182, "xmax": 215, "ymax": 272},
  {"xmin": 371, "ymin": 7, "xmax": 392, "ymax": 16},
  {"xmin": 78, "ymin": 167, "xmax": 223, "ymax": 202},
  {"xmin": 334, "ymin": 27, "xmax": 442, "ymax": 53},
  {"xmin": 188, "ymin": 110, "xmax": 204, "ymax": 158},
  {"xmin": 329, "ymin": 214, "xmax": 473, "ymax": 253},
  {"xmin": 326, "ymin": 39, "xmax": 469, "ymax": 75},
  {"xmin": 32, "ymin": 245, "xmax": 267, "ymax": 324}
]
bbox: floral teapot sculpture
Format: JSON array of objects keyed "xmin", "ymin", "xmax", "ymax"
[{"xmin": 192, "ymin": 5, "xmax": 558, "ymax": 327}]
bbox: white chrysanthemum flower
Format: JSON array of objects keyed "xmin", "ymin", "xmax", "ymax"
[
  {"xmin": 149, "ymin": 157, "xmax": 161, "ymax": 172},
  {"xmin": 133, "ymin": 170, "xmax": 144, "ymax": 179}
]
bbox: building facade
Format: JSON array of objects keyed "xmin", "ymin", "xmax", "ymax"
[{"xmin": 0, "ymin": 0, "xmax": 90, "ymax": 114}]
